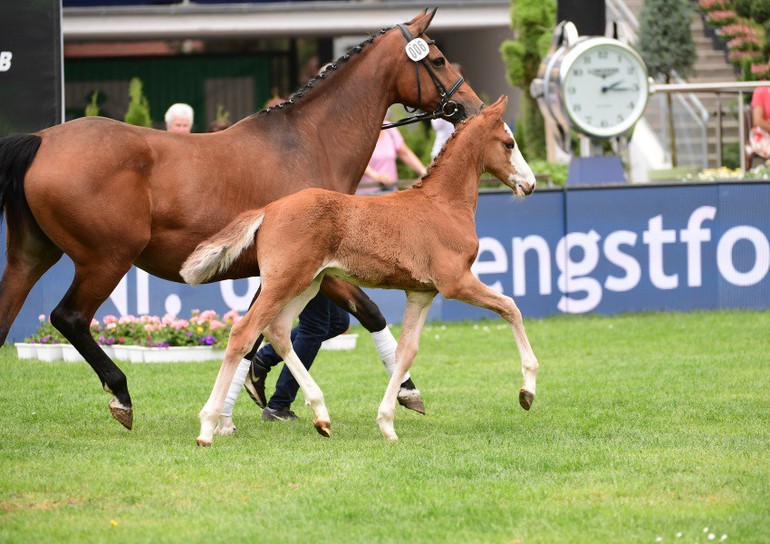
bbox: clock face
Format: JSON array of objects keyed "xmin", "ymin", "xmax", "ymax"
[{"xmin": 561, "ymin": 41, "xmax": 649, "ymax": 138}]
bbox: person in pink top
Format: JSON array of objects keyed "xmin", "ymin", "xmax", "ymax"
[
  {"xmin": 359, "ymin": 125, "xmax": 427, "ymax": 195},
  {"xmin": 749, "ymin": 85, "xmax": 770, "ymax": 159}
]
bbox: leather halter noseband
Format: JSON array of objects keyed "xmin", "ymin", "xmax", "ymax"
[{"xmin": 381, "ymin": 24, "xmax": 466, "ymax": 130}]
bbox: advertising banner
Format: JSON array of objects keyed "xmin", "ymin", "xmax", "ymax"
[
  {"xmin": 0, "ymin": 0, "xmax": 63, "ymax": 136},
  {"xmin": 1, "ymin": 183, "xmax": 769, "ymax": 341}
]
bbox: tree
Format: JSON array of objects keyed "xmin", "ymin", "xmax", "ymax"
[
  {"xmin": 637, "ymin": 0, "xmax": 696, "ymax": 167},
  {"xmin": 124, "ymin": 77, "xmax": 152, "ymax": 128},
  {"xmin": 84, "ymin": 91, "xmax": 100, "ymax": 117},
  {"xmin": 499, "ymin": 0, "xmax": 556, "ymax": 161}
]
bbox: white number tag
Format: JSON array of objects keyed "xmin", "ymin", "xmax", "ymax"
[{"xmin": 405, "ymin": 38, "xmax": 430, "ymax": 62}]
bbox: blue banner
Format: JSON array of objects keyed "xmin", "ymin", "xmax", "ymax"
[{"xmin": 2, "ymin": 182, "xmax": 769, "ymax": 341}]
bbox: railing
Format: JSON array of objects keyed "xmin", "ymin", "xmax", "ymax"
[
  {"xmin": 606, "ymin": 0, "xmax": 710, "ymax": 169},
  {"xmin": 653, "ymin": 81, "xmax": 769, "ymax": 171}
]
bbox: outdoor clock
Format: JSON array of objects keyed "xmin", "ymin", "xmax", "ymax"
[{"xmin": 531, "ymin": 21, "xmax": 651, "ymax": 139}]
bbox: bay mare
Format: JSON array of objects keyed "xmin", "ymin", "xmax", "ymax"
[
  {"xmin": 181, "ymin": 96, "xmax": 539, "ymax": 445},
  {"xmin": 0, "ymin": 10, "xmax": 483, "ymax": 430}
]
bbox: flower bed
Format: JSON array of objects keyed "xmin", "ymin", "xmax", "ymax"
[{"xmin": 16, "ymin": 309, "xmax": 359, "ymax": 362}]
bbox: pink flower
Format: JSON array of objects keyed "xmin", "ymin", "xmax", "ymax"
[
  {"xmin": 90, "ymin": 318, "xmax": 100, "ymax": 328},
  {"xmin": 140, "ymin": 315, "xmax": 153, "ymax": 324},
  {"xmin": 118, "ymin": 315, "xmax": 136, "ymax": 325},
  {"xmin": 144, "ymin": 324, "xmax": 156, "ymax": 332},
  {"xmin": 209, "ymin": 320, "xmax": 225, "ymax": 331},
  {"xmin": 106, "ymin": 323, "xmax": 117, "ymax": 330},
  {"xmin": 223, "ymin": 309, "xmax": 240, "ymax": 322},
  {"xmin": 103, "ymin": 315, "xmax": 118, "ymax": 325},
  {"xmin": 38, "ymin": 314, "xmax": 46, "ymax": 322}
]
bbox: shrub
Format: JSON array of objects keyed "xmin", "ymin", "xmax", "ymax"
[
  {"xmin": 752, "ymin": 0, "xmax": 770, "ymax": 23},
  {"xmin": 124, "ymin": 77, "xmax": 152, "ymax": 128}
]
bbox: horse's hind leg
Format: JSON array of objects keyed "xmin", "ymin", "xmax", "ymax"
[
  {"xmin": 0, "ymin": 235, "xmax": 62, "ymax": 344},
  {"xmin": 50, "ymin": 263, "xmax": 137, "ymax": 429},
  {"xmin": 376, "ymin": 291, "xmax": 435, "ymax": 441},
  {"xmin": 320, "ymin": 276, "xmax": 426, "ymax": 414},
  {"xmin": 442, "ymin": 272, "xmax": 539, "ymax": 411}
]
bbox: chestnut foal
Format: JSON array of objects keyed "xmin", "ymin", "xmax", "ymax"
[{"xmin": 182, "ymin": 96, "xmax": 538, "ymax": 445}]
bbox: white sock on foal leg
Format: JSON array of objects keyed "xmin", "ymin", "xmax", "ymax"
[
  {"xmin": 372, "ymin": 328, "xmax": 410, "ymax": 384},
  {"xmin": 221, "ymin": 358, "xmax": 250, "ymax": 418}
]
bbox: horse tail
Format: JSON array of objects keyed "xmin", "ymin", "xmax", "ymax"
[
  {"xmin": 181, "ymin": 210, "xmax": 265, "ymax": 285},
  {"xmin": 0, "ymin": 134, "xmax": 43, "ymax": 231}
]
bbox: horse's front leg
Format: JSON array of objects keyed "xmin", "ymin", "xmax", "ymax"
[
  {"xmin": 376, "ymin": 291, "xmax": 435, "ymax": 441},
  {"xmin": 442, "ymin": 273, "xmax": 538, "ymax": 410}
]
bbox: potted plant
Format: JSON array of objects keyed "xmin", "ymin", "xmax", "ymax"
[{"xmin": 17, "ymin": 315, "xmax": 66, "ymax": 362}]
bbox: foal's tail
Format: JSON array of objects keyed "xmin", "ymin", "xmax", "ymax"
[
  {"xmin": 181, "ymin": 210, "xmax": 265, "ymax": 285},
  {"xmin": 0, "ymin": 134, "xmax": 42, "ymax": 231}
]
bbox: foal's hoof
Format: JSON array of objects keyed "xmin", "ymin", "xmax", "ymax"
[
  {"xmin": 313, "ymin": 419, "xmax": 332, "ymax": 438},
  {"xmin": 519, "ymin": 389, "xmax": 535, "ymax": 411},
  {"xmin": 215, "ymin": 416, "xmax": 237, "ymax": 436},
  {"xmin": 397, "ymin": 379, "xmax": 426, "ymax": 415},
  {"xmin": 109, "ymin": 399, "xmax": 133, "ymax": 430},
  {"xmin": 196, "ymin": 437, "xmax": 213, "ymax": 447}
]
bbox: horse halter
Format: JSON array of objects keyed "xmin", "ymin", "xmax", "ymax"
[{"xmin": 382, "ymin": 24, "xmax": 466, "ymax": 130}]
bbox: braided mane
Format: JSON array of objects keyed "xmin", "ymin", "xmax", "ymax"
[
  {"xmin": 413, "ymin": 113, "xmax": 478, "ymax": 188},
  {"xmin": 250, "ymin": 25, "xmax": 397, "ymax": 117}
]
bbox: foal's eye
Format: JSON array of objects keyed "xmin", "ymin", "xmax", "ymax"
[
  {"xmin": 431, "ymin": 57, "xmax": 446, "ymax": 67},
  {"xmin": 504, "ymin": 142, "xmax": 515, "ymax": 150}
]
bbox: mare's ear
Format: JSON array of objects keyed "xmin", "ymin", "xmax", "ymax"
[
  {"xmin": 407, "ymin": 7, "xmax": 438, "ymax": 36},
  {"xmin": 484, "ymin": 95, "xmax": 509, "ymax": 119}
]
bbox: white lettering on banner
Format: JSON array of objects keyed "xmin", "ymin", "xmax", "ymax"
[
  {"xmin": 717, "ymin": 226, "xmax": 770, "ymax": 286},
  {"xmin": 471, "ymin": 206, "xmax": 770, "ymax": 314},
  {"xmin": 0, "ymin": 52, "xmax": 11, "ymax": 72},
  {"xmin": 643, "ymin": 215, "xmax": 679, "ymax": 290},
  {"xmin": 512, "ymin": 236, "xmax": 552, "ymax": 296},
  {"xmin": 556, "ymin": 230, "xmax": 602, "ymax": 313},
  {"xmin": 603, "ymin": 230, "xmax": 640, "ymax": 292},
  {"xmin": 471, "ymin": 237, "xmax": 507, "ymax": 293},
  {"xmin": 220, "ymin": 278, "xmax": 261, "ymax": 312},
  {"xmin": 109, "ymin": 275, "xmax": 128, "ymax": 316},
  {"xmin": 137, "ymin": 269, "xmax": 150, "ymax": 314},
  {"xmin": 680, "ymin": 206, "xmax": 716, "ymax": 287}
]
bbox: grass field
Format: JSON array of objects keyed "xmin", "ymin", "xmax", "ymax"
[{"xmin": 0, "ymin": 310, "xmax": 768, "ymax": 543}]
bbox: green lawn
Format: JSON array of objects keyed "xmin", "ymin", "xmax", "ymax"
[{"xmin": 0, "ymin": 311, "xmax": 768, "ymax": 543}]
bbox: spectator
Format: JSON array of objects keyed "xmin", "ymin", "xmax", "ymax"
[
  {"xmin": 749, "ymin": 85, "xmax": 770, "ymax": 160},
  {"xmin": 359, "ymin": 125, "xmax": 427, "ymax": 195},
  {"xmin": 165, "ymin": 103, "xmax": 194, "ymax": 133}
]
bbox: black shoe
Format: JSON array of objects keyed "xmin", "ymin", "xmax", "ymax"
[
  {"xmin": 244, "ymin": 360, "xmax": 268, "ymax": 408},
  {"xmin": 261, "ymin": 407, "xmax": 299, "ymax": 421}
]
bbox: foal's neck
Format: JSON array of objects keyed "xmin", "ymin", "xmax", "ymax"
[{"xmin": 417, "ymin": 130, "xmax": 485, "ymax": 215}]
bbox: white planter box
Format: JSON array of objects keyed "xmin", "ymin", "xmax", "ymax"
[
  {"xmin": 140, "ymin": 346, "xmax": 215, "ymax": 364},
  {"xmin": 15, "ymin": 343, "xmax": 37, "ymax": 360},
  {"xmin": 34, "ymin": 344, "xmax": 63, "ymax": 362},
  {"xmin": 112, "ymin": 345, "xmax": 145, "ymax": 363},
  {"xmin": 61, "ymin": 344, "xmax": 85, "ymax": 363},
  {"xmin": 320, "ymin": 333, "xmax": 358, "ymax": 351},
  {"xmin": 100, "ymin": 345, "xmax": 115, "ymax": 359}
]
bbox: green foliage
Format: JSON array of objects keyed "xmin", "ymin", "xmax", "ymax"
[
  {"xmin": 124, "ymin": 77, "xmax": 152, "ymax": 128},
  {"xmin": 735, "ymin": 0, "xmax": 754, "ymax": 17},
  {"xmin": 396, "ymin": 122, "xmax": 434, "ymax": 181},
  {"xmin": 528, "ymin": 159, "xmax": 568, "ymax": 185},
  {"xmin": 215, "ymin": 104, "xmax": 230, "ymax": 124},
  {"xmin": 84, "ymin": 91, "xmax": 100, "ymax": 117},
  {"xmin": 499, "ymin": 0, "xmax": 556, "ymax": 161},
  {"xmin": 637, "ymin": 0, "xmax": 697, "ymax": 80},
  {"xmin": 24, "ymin": 317, "xmax": 66, "ymax": 344},
  {"xmin": 753, "ymin": 0, "xmax": 770, "ymax": 24}
]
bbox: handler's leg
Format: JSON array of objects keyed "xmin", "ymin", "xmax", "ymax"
[
  {"xmin": 376, "ymin": 291, "xmax": 435, "ymax": 441},
  {"xmin": 443, "ymin": 273, "xmax": 539, "ymax": 410}
]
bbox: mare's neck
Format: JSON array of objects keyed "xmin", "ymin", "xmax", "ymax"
[{"xmin": 243, "ymin": 39, "xmax": 396, "ymax": 194}]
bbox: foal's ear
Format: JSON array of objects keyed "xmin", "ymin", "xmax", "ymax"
[
  {"xmin": 485, "ymin": 95, "xmax": 509, "ymax": 119},
  {"xmin": 407, "ymin": 7, "xmax": 438, "ymax": 36}
]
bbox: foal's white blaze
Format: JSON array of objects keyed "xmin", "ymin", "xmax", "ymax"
[{"xmin": 504, "ymin": 123, "xmax": 536, "ymax": 192}]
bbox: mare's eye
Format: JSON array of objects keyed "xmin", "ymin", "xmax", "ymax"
[
  {"xmin": 504, "ymin": 142, "xmax": 515, "ymax": 150},
  {"xmin": 431, "ymin": 57, "xmax": 446, "ymax": 67}
]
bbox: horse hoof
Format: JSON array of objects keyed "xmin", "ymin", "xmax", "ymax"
[
  {"xmin": 214, "ymin": 424, "xmax": 237, "ymax": 436},
  {"xmin": 397, "ymin": 386, "xmax": 426, "ymax": 415},
  {"xmin": 196, "ymin": 437, "xmax": 212, "ymax": 447},
  {"xmin": 314, "ymin": 419, "xmax": 332, "ymax": 438},
  {"xmin": 109, "ymin": 400, "xmax": 133, "ymax": 430},
  {"xmin": 519, "ymin": 389, "xmax": 535, "ymax": 411}
]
